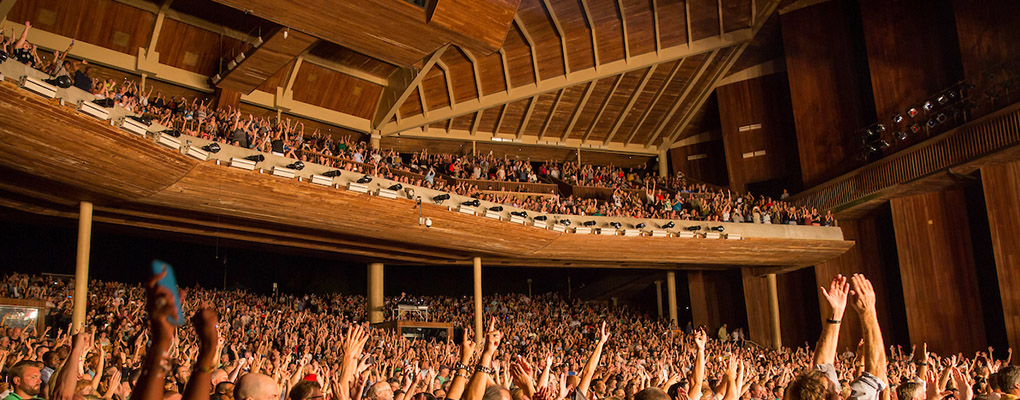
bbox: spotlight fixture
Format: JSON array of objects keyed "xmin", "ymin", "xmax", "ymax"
[
  {"xmin": 907, "ymin": 107, "xmax": 919, "ymax": 118},
  {"xmin": 709, "ymin": 226, "xmax": 725, "ymax": 232},
  {"xmin": 286, "ymin": 161, "xmax": 305, "ymax": 171},
  {"xmin": 608, "ymin": 222, "xmax": 622, "ymax": 229},
  {"xmin": 320, "ymin": 170, "xmax": 342, "ymax": 178},
  {"xmin": 582, "ymin": 220, "xmax": 597, "ymax": 227},
  {"xmin": 405, "ymin": 189, "xmax": 415, "ymax": 199},
  {"xmin": 357, "ymin": 175, "xmax": 372, "ymax": 184},
  {"xmin": 910, "ymin": 124, "xmax": 922, "ymax": 133},
  {"xmin": 661, "ymin": 221, "xmax": 675, "ymax": 229},
  {"xmin": 510, "ymin": 211, "xmax": 528, "ymax": 218},
  {"xmin": 534, "ymin": 216, "xmax": 548, "ymax": 221},
  {"xmin": 894, "ymin": 131, "xmax": 908, "ymax": 141},
  {"xmin": 892, "ymin": 114, "xmax": 904, "ymax": 123},
  {"xmin": 561, "ymin": 219, "xmax": 572, "ymax": 226},
  {"xmin": 461, "ymin": 199, "xmax": 480, "ymax": 207},
  {"xmin": 432, "ymin": 194, "xmax": 450, "ymax": 203},
  {"xmin": 635, "ymin": 223, "xmax": 646, "ymax": 229},
  {"xmin": 876, "ymin": 140, "xmax": 891, "ymax": 149},
  {"xmin": 873, "ymin": 123, "xmax": 887, "ymax": 133},
  {"xmin": 202, "ymin": 143, "xmax": 221, "ymax": 153},
  {"xmin": 936, "ymin": 94, "xmax": 949, "ymax": 105},
  {"xmin": 936, "ymin": 113, "xmax": 947, "ymax": 123},
  {"xmin": 244, "ymin": 154, "xmax": 265, "ymax": 163},
  {"xmin": 922, "ymin": 101, "xmax": 934, "ymax": 112},
  {"xmin": 927, "ymin": 119, "xmax": 938, "ymax": 128},
  {"xmin": 388, "ymin": 183, "xmax": 403, "ymax": 191},
  {"xmin": 489, "ymin": 206, "xmax": 503, "ymax": 212},
  {"xmin": 684, "ymin": 225, "xmax": 701, "ymax": 232}
]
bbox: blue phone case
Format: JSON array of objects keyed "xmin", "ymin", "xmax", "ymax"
[{"xmin": 151, "ymin": 260, "xmax": 186, "ymax": 326}]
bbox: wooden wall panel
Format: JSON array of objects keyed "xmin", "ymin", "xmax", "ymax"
[
  {"xmin": 716, "ymin": 74, "xmax": 800, "ymax": 194},
  {"xmin": 777, "ymin": 268, "xmax": 820, "ymax": 346},
  {"xmin": 980, "ymin": 160, "xmax": 1020, "ymax": 354},
  {"xmin": 781, "ymin": 1, "xmax": 873, "ymax": 187},
  {"xmin": 951, "ymin": 0, "xmax": 1020, "ymax": 118},
  {"xmin": 859, "ymin": 0, "xmax": 963, "ymax": 124},
  {"xmin": 813, "ymin": 217, "xmax": 902, "ymax": 350},
  {"xmin": 890, "ymin": 190, "xmax": 986, "ymax": 354},
  {"xmin": 741, "ymin": 268, "xmax": 772, "ymax": 345},
  {"xmin": 9, "ymin": 0, "xmax": 154, "ymax": 56},
  {"xmin": 668, "ymin": 137, "xmax": 729, "ymax": 187},
  {"xmin": 157, "ymin": 19, "xmax": 248, "ymax": 76},
  {"xmin": 290, "ymin": 63, "xmax": 383, "ymax": 119},
  {"xmin": 691, "ymin": 270, "xmax": 748, "ymax": 337}
]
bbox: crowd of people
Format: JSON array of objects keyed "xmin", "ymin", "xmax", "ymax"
[{"xmin": 0, "ymin": 272, "xmax": 1015, "ymax": 400}]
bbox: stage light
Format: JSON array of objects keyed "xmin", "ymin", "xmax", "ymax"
[
  {"xmin": 321, "ymin": 170, "xmax": 341, "ymax": 178},
  {"xmin": 910, "ymin": 124, "xmax": 922, "ymax": 133},
  {"xmin": 873, "ymin": 123, "xmax": 887, "ymax": 132},
  {"xmin": 709, "ymin": 226, "xmax": 725, "ymax": 232},
  {"xmin": 462, "ymin": 199, "xmax": 480, "ymax": 207},
  {"xmin": 511, "ymin": 211, "xmax": 528, "ymax": 218},
  {"xmin": 635, "ymin": 223, "xmax": 646, "ymax": 229},
  {"xmin": 388, "ymin": 183, "xmax": 403, "ymax": 191},
  {"xmin": 561, "ymin": 219, "xmax": 572, "ymax": 226},
  {"xmin": 922, "ymin": 101, "xmax": 934, "ymax": 112},
  {"xmin": 608, "ymin": 222, "xmax": 622, "ymax": 229},
  {"xmin": 927, "ymin": 118, "xmax": 938, "ymax": 128},
  {"xmin": 432, "ymin": 194, "xmax": 450, "ymax": 203},
  {"xmin": 286, "ymin": 161, "xmax": 305, "ymax": 171},
  {"xmin": 894, "ymin": 131, "xmax": 908, "ymax": 141},
  {"xmin": 582, "ymin": 220, "xmax": 597, "ymax": 227},
  {"xmin": 684, "ymin": 225, "xmax": 701, "ymax": 232},
  {"xmin": 937, "ymin": 94, "xmax": 949, "ymax": 105},
  {"xmin": 202, "ymin": 143, "xmax": 221, "ymax": 153},
  {"xmin": 405, "ymin": 189, "xmax": 415, "ymax": 199},
  {"xmin": 534, "ymin": 216, "xmax": 548, "ymax": 221},
  {"xmin": 876, "ymin": 140, "xmax": 891, "ymax": 149},
  {"xmin": 489, "ymin": 206, "xmax": 503, "ymax": 212},
  {"xmin": 936, "ymin": 113, "xmax": 947, "ymax": 123},
  {"xmin": 661, "ymin": 221, "xmax": 675, "ymax": 229},
  {"xmin": 907, "ymin": 107, "xmax": 919, "ymax": 118},
  {"xmin": 245, "ymin": 154, "xmax": 265, "ymax": 163},
  {"xmin": 892, "ymin": 114, "xmax": 904, "ymax": 123},
  {"xmin": 357, "ymin": 175, "xmax": 372, "ymax": 184}
]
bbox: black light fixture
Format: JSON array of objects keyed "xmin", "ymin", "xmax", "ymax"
[
  {"xmin": 286, "ymin": 161, "xmax": 305, "ymax": 171},
  {"xmin": 684, "ymin": 225, "xmax": 701, "ymax": 232},
  {"xmin": 405, "ymin": 188, "xmax": 415, "ymax": 199},
  {"xmin": 936, "ymin": 94, "xmax": 949, "ymax": 105},
  {"xmin": 910, "ymin": 124, "xmax": 922, "ymax": 133},
  {"xmin": 582, "ymin": 220, "xmax": 596, "ymax": 227},
  {"xmin": 388, "ymin": 183, "xmax": 403, "ymax": 191},
  {"xmin": 511, "ymin": 211, "xmax": 528, "ymax": 218},
  {"xmin": 907, "ymin": 107, "xmax": 919, "ymax": 118},
  {"xmin": 892, "ymin": 114, "xmax": 904, "ymax": 123},
  {"xmin": 709, "ymin": 226, "xmax": 725, "ymax": 232},
  {"xmin": 922, "ymin": 101, "xmax": 934, "ymax": 112},
  {"xmin": 432, "ymin": 194, "xmax": 450, "ymax": 202},
  {"xmin": 244, "ymin": 154, "xmax": 265, "ymax": 163},
  {"xmin": 927, "ymin": 118, "xmax": 938, "ymax": 128},
  {"xmin": 357, "ymin": 175, "xmax": 372, "ymax": 184},
  {"xmin": 534, "ymin": 215, "xmax": 548, "ymax": 221},
  {"xmin": 661, "ymin": 221, "xmax": 675, "ymax": 229},
  {"xmin": 876, "ymin": 140, "xmax": 891, "ymax": 149},
  {"xmin": 936, "ymin": 113, "xmax": 948, "ymax": 123},
  {"xmin": 202, "ymin": 143, "xmax": 221, "ymax": 153},
  {"xmin": 608, "ymin": 222, "xmax": 622, "ymax": 229},
  {"xmin": 635, "ymin": 223, "xmax": 646, "ymax": 229},
  {"xmin": 462, "ymin": 199, "xmax": 480, "ymax": 207},
  {"xmin": 894, "ymin": 131, "xmax": 908, "ymax": 141},
  {"xmin": 561, "ymin": 219, "xmax": 572, "ymax": 226},
  {"xmin": 489, "ymin": 206, "xmax": 503, "ymax": 212},
  {"xmin": 321, "ymin": 170, "xmax": 342, "ymax": 177}
]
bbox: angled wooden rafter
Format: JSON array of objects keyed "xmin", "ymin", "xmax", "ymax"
[
  {"xmin": 461, "ymin": 49, "xmax": 484, "ymax": 100},
  {"xmin": 538, "ymin": 89, "xmax": 566, "ymax": 140},
  {"xmin": 651, "ymin": 0, "xmax": 662, "ymax": 53},
  {"xmin": 561, "ymin": 82, "xmax": 597, "ymax": 141},
  {"xmin": 540, "ymin": 0, "xmax": 571, "ymax": 74},
  {"xmin": 372, "ymin": 45, "xmax": 449, "ymax": 132},
  {"xmin": 494, "ymin": 104, "xmax": 510, "ymax": 134},
  {"xmin": 604, "ymin": 66, "xmax": 655, "ymax": 144},
  {"xmin": 616, "ymin": 0, "xmax": 630, "ymax": 60},
  {"xmin": 381, "ymin": 30, "xmax": 751, "ymax": 135},
  {"xmin": 644, "ymin": 50, "xmax": 718, "ymax": 148},
  {"xmin": 624, "ymin": 59, "xmax": 684, "ymax": 145},
  {"xmin": 418, "ymin": 84, "xmax": 430, "ymax": 117},
  {"xmin": 513, "ymin": 16, "xmax": 542, "ymax": 84},
  {"xmin": 498, "ymin": 48, "xmax": 513, "ymax": 92},
  {"xmin": 581, "ymin": 75, "xmax": 624, "ymax": 143},
  {"xmin": 435, "ymin": 59, "xmax": 456, "ymax": 106},
  {"xmin": 470, "ymin": 111, "xmax": 482, "ymax": 135},
  {"xmin": 578, "ymin": 0, "xmax": 600, "ymax": 67},
  {"xmin": 517, "ymin": 97, "xmax": 539, "ymax": 138}
]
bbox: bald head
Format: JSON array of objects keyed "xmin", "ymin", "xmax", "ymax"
[
  {"xmin": 235, "ymin": 373, "xmax": 280, "ymax": 400},
  {"xmin": 368, "ymin": 381, "xmax": 394, "ymax": 400}
]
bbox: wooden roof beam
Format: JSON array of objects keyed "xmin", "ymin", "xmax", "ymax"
[
  {"xmin": 381, "ymin": 29, "xmax": 751, "ymax": 135},
  {"xmin": 498, "ymin": 48, "xmax": 513, "ymax": 92},
  {"xmin": 470, "ymin": 111, "xmax": 482, "ymax": 136},
  {"xmin": 561, "ymin": 82, "xmax": 597, "ymax": 141},
  {"xmin": 581, "ymin": 75, "xmax": 624, "ymax": 143},
  {"xmin": 215, "ymin": 27, "xmax": 317, "ymax": 95},
  {"xmin": 624, "ymin": 59, "xmax": 683, "ymax": 145},
  {"xmin": 616, "ymin": 0, "xmax": 630, "ymax": 60},
  {"xmin": 495, "ymin": 104, "xmax": 509, "ymax": 134},
  {"xmin": 685, "ymin": 0, "xmax": 693, "ymax": 46},
  {"xmin": 604, "ymin": 66, "xmax": 655, "ymax": 144},
  {"xmin": 651, "ymin": 0, "xmax": 662, "ymax": 54},
  {"xmin": 718, "ymin": 0, "xmax": 725, "ymax": 36},
  {"xmin": 372, "ymin": 45, "xmax": 449, "ymax": 132},
  {"xmin": 579, "ymin": 0, "xmax": 600, "ymax": 67},
  {"xmin": 517, "ymin": 97, "xmax": 539, "ymax": 139},
  {"xmin": 435, "ymin": 59, "xmax": 456, "ymax": 106},
  {"xmin": 538, "ymin": 89, "xmax": 566, "ymax": 140},
  {"xmin": 643, "ymin": 50, "xmax": 718, "ymax": 148},
  {"xmin": 513, "ymin": 16, "xmax": 542, "ymax": 84},
  {"xmin": 540, "ymin": 0, "xmax": 571, "ymax": 74},
  {"xmin": 419, "ymin": 84, "xmax": 430, "ymax": 117},
  {"xmin": 462, "ymin": 49, "xmax": 484, "ymax": 100}
]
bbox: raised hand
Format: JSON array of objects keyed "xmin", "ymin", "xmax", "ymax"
[
  {"xmin": 820, "ymin": 274, "xmax": 850, "ymax": 319},
  {"xmin": 598, "ymin": 321, "xmax": 611, "ymax": 345},
  {"xmin": 950, "ymin": 367, "xmax": 973, "ymax": 400},
  {"xmin": 694, "ymin": 329, "xmax": 707, "ymax": 351},
  {"xmin": 849, "ymin": 274, "xmax": 877, "ymax": 317}
]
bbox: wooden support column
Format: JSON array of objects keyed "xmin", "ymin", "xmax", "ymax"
[
  {"xmin": 766, "ymin": 273, "xmax": 781, "ymax": 349},
  {"xmin": 890, "ymin": 190, "xmax": 986, "ymax": 354},
  {"xmin": 980, "ymin": 160, "xmax": 1020, "ymax": 353},
  {"xmin": 666, "ymin": 271, "xmax": 678, "ymax": 326},
  {"xmin": 73, "ymin": 201, "xmax": 92, "ymax": 332},
  {"xmin": 473, "ymin": 257, "xmax": 483, "ymax": 343},
  {"xmin": 654, "ymin": 280, "xmax": 664, "ymax": 319},
  {"xmin": 367, "ymin": 262, "xmax": 384, "ymax": 324}
]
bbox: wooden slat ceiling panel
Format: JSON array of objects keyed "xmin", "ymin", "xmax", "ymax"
[
  {"xmin": 727, "ymin": 14, "xmax": 782, "ymax": 75},
  {"xmin": 543, "ymin": 84, "xmax": 587, "ymax": 138},
  {"xmin": 159, "ymin": 19, "xmax": 248, "ymax": 76},
  {"xmin": 722, "ymin": 0, "xmax": 752, "ymax": 32},
  {"xmin": 450, "ymin": 114, "xmax": 475, "ymax": 131},
  {"xmin": 587, "ymin": 68, "xmax": 646, "ymax": 142},
  {"xmin": 498, "ymin": 99, "xmax": 531, "ymax": 134},
  {"xmin": 10, "ymin": 0, "xmax": 155, "ymax": 57},
  {"xmin": 567, "ymin": 77, "xmax": 619, "ymax": 140},
  {"xmin": 656, "ymin": 0, "xmax": 690, "ymax": 48},
  {"xmin": 548, "ymin": 0, "xmax": 596, "ymax": 72},
  {"xmin": 657, "ymin": 47, "xmax": 732, "ymax": 141},
  {"xmin": 627, "ymin": 53, "xmax": 707, "ymax": 144},
  {"xmin": 680, "ymin": 93, "xmax": 719, "ymax": 140},
  {"xmin": 504, "ymin": 25, "xmax": 538, "ymax": 88},
  {"xmin": 517, "ymin": 0, "xmax": 566, "ymax": 80},
  {"xmin": 478, "ymin": 51, "xmax": 509, "ymax": 95},
  {"xmin": 170, "ymin": 0, "xmax": 279, "ymax": 35},
  {"xmin": 290, "ymin": 63, "xmax": 384, "ymax": 119},
  {"xmin": 689, "ymin": 0, "xmax": 721, "ymax": 41},
  {"xmin": 421, "ymin": 68, "xmax": 451, "ymax": 111},
  {"xmin": 255, "ymin": 59, "xmax": 296, "ymax": 94},
  {"xmin": 475, "ymin": 107, "xmax": 500, "ymax": 133},
  {"xmin": 622, "ymin": 0, "xmax": 657, "ymax": 57},
  {"xmin": 308, "ymin": 42, "xmax": 399, "ymax": 82},
  {"xmin": 399, "ymin": 86, "xmax": 424, "ymax": 119},
  {"xmin": 610, "ymin": 62, "xmax": 677, "ymax": 143},
  {"xmin": 589, "ymin": 0, "xmax": 626, "ymax": 64},
  {"xmin": 522, "ymin": 91, "xmax": 560, "ymax": 135},
  {"xmin": 217, "ymin": 28, "xmax": 313, "ymax": 93},
  {"xmin": 442, "ymin": 49, "xmax": 480, "ymax": 103}
]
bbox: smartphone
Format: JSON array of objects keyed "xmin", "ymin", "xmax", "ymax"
[{"xmin": 150, "ymin": 260, "xmax": 186, "ymax": 326}]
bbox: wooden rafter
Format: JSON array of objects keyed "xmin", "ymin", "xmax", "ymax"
[
  {"xmin": 382, "ymin": 30, "xmax": 751, "ymax": 135},
  {"xmin": 644, "ymin": 50, "xmax": 718, "ymax": 148},
  {"xmin": 498, "ymin": 48, "xmax": 513, "ymax": 92},
  {"xmin": 373, "ymin": 45, "xmax": 449, "ymax": 131},
  {"xmin": 624, "ymin": 59, "xmax": 684, "ymax": 145},
  {"xmin": 604, "ymin": 66, "xmax": 655, "ymax": 144},
  {"xmin": 540, "ymin": 0, "xmax": 571, "ymax": 74},
  {"xmin": 578, "ymin": 0, "xmax": 600, "ymax": 67},
  {"xmin": 685, "ymin": 1, "xmax": 693, "ymax": 46},
  {"xmin": 462, "ymin": 49, "xmax": 484, "ymax": 100},
  {"xmin": 561, "ymin": 82, "xmax": 597, "ymax": 141},
  {"xmin": 616, "ymin": 0, "xmax": 630, "ymax": 60},
  {"xmin": 419, "ymin": 83, "xmax": 430, "ymax": 117},
  {"xmin": 435, "ymin": 59, "xmax": 456, "ymax": 106},
  {"xmin": 581, "ymin": 75, "xmax": 624, "ymax": 143},
  {"xmin": 470, "ymin": 111, "xmax": 482, "ymax": 135},
  {"xmin": 718, "ymin": 0, "xmax": 725, "ymax": 36},
  {"xmin": 517, "ymin": 97, "xmax": 539, "ymax": 139},
  {"xmin": 494, "ymin": 104, "xmax": 510, "ymax": 134},
  {"xmin": 513, "ymin": 16, "xmax": 542, "ymax": 83},
  {"xmin": 651, "ymin": 0, "xmax": 661, "ymax": 54},
  {"xmin": 538, "ymin": 89, "xmax": 566, "ymax": 140}
]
